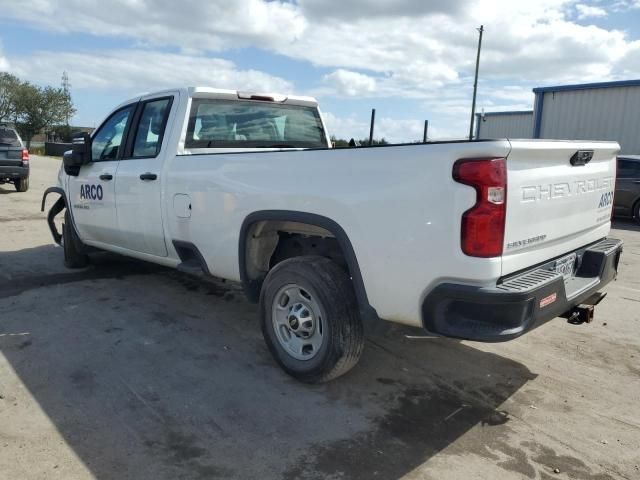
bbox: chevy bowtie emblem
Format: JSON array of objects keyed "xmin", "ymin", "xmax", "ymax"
[{"xmin": 570, "ymin": 150, "xmax": 594, "ymax": 166}]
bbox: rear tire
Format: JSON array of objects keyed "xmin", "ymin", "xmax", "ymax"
[
  {"xmin": 634, "ymin": 200, "xmax": 640, "ymax": 225},
  {"xmin": 63, "ymin": 210, "xmax": 89, "ymax": 269},
  {"xmin": 260, "ymin": 256, "xmax": 364, "ymax": 383},
  {"xmin": 14, "ymin": 177, "xmax": 29, "ymax": 192}
]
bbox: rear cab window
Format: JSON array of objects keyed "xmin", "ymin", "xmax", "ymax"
[
  {"xmin": 0, "ymin": 128, "xmax": 22, "ymax": 147},
  {"xmin": 185, "ymin": 99, "xmax": 327, "ymax": 149}
]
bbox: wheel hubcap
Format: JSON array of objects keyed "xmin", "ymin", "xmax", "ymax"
[{"xmin": 272, "ymin": 284, "xmax": 324, "ymax": 360}]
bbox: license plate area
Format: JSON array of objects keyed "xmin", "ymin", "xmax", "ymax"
[{"xmin": 554, "ymin": 252, "xmax": 577, "ymax": 280}]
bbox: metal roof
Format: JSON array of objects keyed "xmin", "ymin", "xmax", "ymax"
[{"xmin": 533, "ymin": 79, "xmax": 640, "ymax": 94}]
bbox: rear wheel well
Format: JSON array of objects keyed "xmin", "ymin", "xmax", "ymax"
[
  {"xmin": 239, "ymin": 211, "xmax": 378, "ymax": 322},
  {"xmin": 242, "ymin": 219, "xmax": 349, "ymax": 301}
]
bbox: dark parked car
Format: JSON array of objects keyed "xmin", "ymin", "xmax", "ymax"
[
  {"xmin": 615, "ymin": 155, "xmax": 640, "ymax": 224},
  {"xmin": 0, "ymin": 126, "xmax": 29, "ymax": 192}
]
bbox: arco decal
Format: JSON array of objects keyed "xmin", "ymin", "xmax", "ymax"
[
  {"xmin": 80, "ymin": 184, "xmax": 103, "ymax": 200},
  {"xmin": 598, "ymin": 191, "xmax": 614, "ymax": 208}
]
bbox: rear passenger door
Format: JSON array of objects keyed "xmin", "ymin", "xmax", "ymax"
[{"xmin": 114, "ymin": 94, "xmax": 175, "ymax": 257}]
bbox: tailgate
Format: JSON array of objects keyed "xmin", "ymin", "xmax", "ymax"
[
  {"xmin": 0, "ymin": 146, "xmax": 23, "ymax": 166},
  {"xmin": 502, "ymin": 140, "xmax": 619, "ymax": 276}
]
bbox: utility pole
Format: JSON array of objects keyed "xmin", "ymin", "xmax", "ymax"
[
  {"xmin": 423, "ymin": 120, "xmax": 429, "ymax": 143},
  {"xmin": 469, "ymin": 25, "xmax": 484, "ymax": 141},
  {"xmin": 368, "ymin": 108, "xmax": 376, "ymax": 145}
]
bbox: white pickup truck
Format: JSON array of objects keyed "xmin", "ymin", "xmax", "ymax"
[{"xmin": 42, "ymin": 87, "xmax": 623, "ymax": 383}]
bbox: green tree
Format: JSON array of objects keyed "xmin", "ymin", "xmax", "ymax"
[
  {"xmin": 14, "ymin": 84, "xmax": 76, "ymax": 148},
  {"xmin": 360, "ymin": 137, "xmax": 388, "ymax": 145},
  {"xmin": 330, "ymin": 136, "xmax": 390, "ymax": 147},
  {"xmin": 0, "ymin": 72, "xmax": 22, "ymax": 122},
  {"xmin": 330, "ymin": 135, "xmax": 350, "ymax": 147}
]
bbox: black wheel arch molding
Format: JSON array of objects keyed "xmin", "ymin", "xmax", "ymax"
[
  {"xmin": 41, "ymin": 186, "xmax": 82, "ymax": 247},
  {"xmin": 238, "ymin": 210, "xmax": 379, "ymax": 321}
]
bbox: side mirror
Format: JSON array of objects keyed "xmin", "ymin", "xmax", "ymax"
[{"xmin": 63, "ymin": 132, "xmax": 91, "ymax": 176}]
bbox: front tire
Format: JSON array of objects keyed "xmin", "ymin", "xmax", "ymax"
[
  {"xmin": 634, "ymin": 200, "xmax": 640, "ymax": 225},
  {"xmin": 260, "ymin": 256, "xmax": 364, "ymax": 383},
  {"xmin": 63, "ymin": 210, "xmax": 89, "ymax": 268},
  {"xmin": 14, "ymin": 177, "xmax": 29, "ymax": 192}
]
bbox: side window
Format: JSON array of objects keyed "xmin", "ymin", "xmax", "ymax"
[
  {"xmin": 91, "ymin": 106, "xmax": 134, "ymax": 161},
  {"xmin": 618, "ymin": 159, "xmax": 640, "ymax": 179},
  {"xmin": 132, "ymin": 98, "xmax": 171, "ymax": 158}
]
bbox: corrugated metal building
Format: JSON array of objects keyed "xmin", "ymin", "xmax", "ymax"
[
  {"xmin": 533, "ymin": 80, "xmax": 640, "ymax": 154},
  {"xmin": 475, "ymin": 110, "xmax": 533, "ymax": 139},
  {"xmin": 476, "ymin": 79, "xmax": 640, "ymax": 154}
]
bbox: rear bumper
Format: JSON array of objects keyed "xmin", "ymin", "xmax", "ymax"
[
  {"xmin": 422, "ymin": 238, "xmax": 623, "ymax": 342},
  {"xmin": 0, "ymin": 165, "xmax": 29, "ymax": 179}
]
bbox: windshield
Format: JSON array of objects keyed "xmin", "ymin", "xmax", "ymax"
[
  {"xmin": 0, "ymin": 128, "xmax": 21, "ymax": 147},
  {"xmin": 185, "ymin": 99, "xmax": 327, "ymax": 149}
]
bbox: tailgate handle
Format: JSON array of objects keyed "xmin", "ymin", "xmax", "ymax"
[{"xmin": 570, "ymin": 150, "xmax": 594, "ymax": 166}]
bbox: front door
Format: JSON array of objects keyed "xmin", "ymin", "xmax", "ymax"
[
  {"xmin": 67, "ymin": 104, "xmax": 135, "ymax": 245},
  {"xmin": 114, "ymin": 95, "xmax": 174, "ymax": 257}
]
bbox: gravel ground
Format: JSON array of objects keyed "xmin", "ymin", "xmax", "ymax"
[{"xmin": 0, "ymin": 155, "xmax": 639, "ymax": 480}]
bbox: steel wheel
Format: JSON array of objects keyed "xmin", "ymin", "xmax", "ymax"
[
  {"xmin": 260, "ymin": 256, "xmax": 364, "ymax": 383},
  {"xmin": 272, "ymin": 284, "xmax": 324, "ymax": 360}
]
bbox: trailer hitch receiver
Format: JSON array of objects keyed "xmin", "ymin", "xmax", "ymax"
[{"xmin": 562, "ymin": 292, "xmax": 607, "ymax": 325}]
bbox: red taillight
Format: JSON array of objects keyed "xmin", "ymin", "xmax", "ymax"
[
  {"xmin": 453, "ymin": 157, "xmax": 507, "ymax": 257},
  {"xmin": 21, "ymin": 149, "xmax": 29, "ymax": 166}
]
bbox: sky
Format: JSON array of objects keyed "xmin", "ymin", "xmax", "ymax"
[{"xmin": 0, "ymin": 0, "xmax": 639, "ymax": 142}]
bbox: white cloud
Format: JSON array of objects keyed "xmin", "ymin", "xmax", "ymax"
[
  {"xmin": 575, "ymin": 4, "xmax": 609, "ymax": 19},
  {"xmin": 0, "ymin": 0, "xmax": 306, "ymax": 52},
  {"xmin": 610, "ymin": 0, "xmax": 640, "ymax": 11},
  {"xmin": 322, "ymin": 111, "xmax": 452, "ymax": 143},
  {"xmin": 487, "ymin": 86, "xmax": 536, "ymax": 105},
  {"xmin": 2, "ymin": 0, "xmax": 638, "ymax": 94},
  {"xmin": 323, "ymin": 69, "xmax": 377, "ymax": 96},
  {"xmin": 8, "ymin": 50, "xmax": 293, "ymax": 93},
  {"xmin": 299, "ymin": 0, "xmax": 466, "ymax": 18},
  {"xmin": 618, "ymin": 40, "xmax": 640, "ymax": 75},
  {"xmin": 322, "ymin": 111, "xmax": 368, "ymax": 141},
  {"xmin": 2, "ymin": 0, "xmax": 640, "ymax": 139}
]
